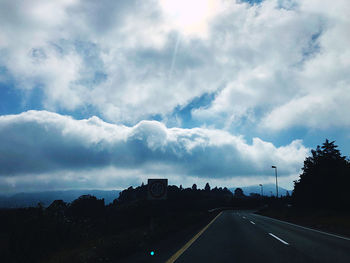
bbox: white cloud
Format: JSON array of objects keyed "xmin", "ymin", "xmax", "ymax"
[
  {"xmin": 0, "ymin": 111, "xmax": 308, "ymax": 192},
  {"xmin": 261, "ymin": 86, "xmax": 350, "ymax": 130},
  {"xmin": 192, "ymin": 0, "xmax": 350, "ymax": 130},
  {"xmin": 258, "ymin": 0, "xmax": 350, "ymax": 130},
  {"xmin": 1, "ymin": 0, "xmax": 349, "ymax": 129}
]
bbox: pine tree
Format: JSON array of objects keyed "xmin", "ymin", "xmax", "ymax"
[{"xmin": 293, "ymin": 139, "xmax": 350, "ymax": 209}]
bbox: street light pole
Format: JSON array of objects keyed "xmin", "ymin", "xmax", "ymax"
[
  {"xmin": 272, "ymin": 166, "xmax": 278, "ymax": 198},
  {"xmin": 259, "ymin": 184, "xmax": 263, "ymax": 196}
]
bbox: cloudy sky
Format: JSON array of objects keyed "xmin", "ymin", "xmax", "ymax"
[{"xmin": 0, "ymin": 0, "xmax": 349, "ymax": 193}]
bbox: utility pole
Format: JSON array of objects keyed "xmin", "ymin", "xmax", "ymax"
[{"xmin": 271, "ymin": 166, "xmax": 278, "ymax": 198}]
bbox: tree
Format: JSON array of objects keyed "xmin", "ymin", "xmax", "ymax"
[
  {"xmin": 204, "ymin": 183, "xmax": 211, "ymax": 192},
  {"xmin": 118, "ymin": 186, "xmax": 137, "ymax": 203},
  {"xmin": 192, "ymin": 184, "xmax": 197, "ymax": 191},
  {"xmin": 68, "ymin": 195, "xmax": 105, "ymax": 218},
  {"xmin": 234, "ymin": 188, "xmax": 245, "ymax": 198},
  {"xmin": 293, "ymin": 139, "xmax": 350, "ymax": 209},
  {"xmin": 47, "ymin": 200, "xmax": 67, "ymax": 217}
]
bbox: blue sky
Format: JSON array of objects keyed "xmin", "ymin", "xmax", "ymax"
[{"xmin": 0, "ymin": 0, "xmax": 349, "ymax": 193}]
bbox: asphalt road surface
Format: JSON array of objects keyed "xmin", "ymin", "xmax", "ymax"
[{"xmin": 171, "ymin": 211, "xmax": 350, "ymax": 263}]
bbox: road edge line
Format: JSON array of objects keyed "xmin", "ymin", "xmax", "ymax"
[
  {"xmin": 165, "ymin": 211, "xmax": 223, "ymax": 263},
  {"xmin": 253, "ymin": 213, "xmax": 350, "ymax": 241}
]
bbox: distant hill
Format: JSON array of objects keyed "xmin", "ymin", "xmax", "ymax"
[
  {"xmin": 0, "ymin": 190, "xmax": 121, "ymax": 208},
  {"xmin": 229, "ymin": 184, "xmax": 291, "ymax": 197}
]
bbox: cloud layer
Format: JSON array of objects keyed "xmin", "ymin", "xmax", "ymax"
[
  {"xmin": 0, "ymin": 111, "xmax": 308, "ymax": 191},
  {"xmin": 0, "ymin": 0, "xmax": 349, "ymax": 130},
  {"xmin": 1, "ymin": 0, "xmax": 349, "ymax": 192}
]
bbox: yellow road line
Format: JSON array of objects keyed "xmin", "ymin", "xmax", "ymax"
[{"xmin": 165, "ymin": 211, "xmax": 223, "ymax": 263}]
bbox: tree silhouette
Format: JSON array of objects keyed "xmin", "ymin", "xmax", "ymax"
[
  {"xmin": 293, "ymin": 139, "xmax": 350, "ymax": 209},
  {"xmin": 68, "ymin": 194, "xmax": 105, "ymax": 218},
  {"xmin": 47, "ymin": 200, "xmax": 67, "ymax": 218},
  {"xmin": 192, "ymin": 184, "xmax": 197, "ymax": 191},
  {"xmin": 234, "ymin": 188, "xmax": 245, "ymax": 198},
  {"xmin": 204, "ymin": 183, "xmax": 211, "ymax": 192}
]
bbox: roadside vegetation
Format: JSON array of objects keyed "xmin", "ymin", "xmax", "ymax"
[
  {"xmin": 1, "ymin": 184, "xmax": 233, "ymax": 262},
  {"xmin": 258, "ymin": 139, "xmax": 350, "ymax": 237}
]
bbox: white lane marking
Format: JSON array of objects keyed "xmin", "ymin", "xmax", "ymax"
[
  {"xmin": 250, "ymin": 221, "xmax": 256, "ymax": 225},
  {"xmin": 252, "ymin": 213, "xmax": 350, "ymax": 242},
  {"xmin": 269, "ymin": 233, "xmax": 289, "ymax": 245}
]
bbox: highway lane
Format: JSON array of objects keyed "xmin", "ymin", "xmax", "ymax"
[{"xmin": 171, "ymin": 210, "xmax": 350, "ymax": 263}]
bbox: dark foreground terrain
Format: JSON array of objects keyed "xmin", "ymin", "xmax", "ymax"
[
  {"xmin": 0, "ymin": 184, "xmax": 232, "ymax": 263},
  {"xmin": 1, "ymin": 179, "xmax": 349, "ymax": 262}
]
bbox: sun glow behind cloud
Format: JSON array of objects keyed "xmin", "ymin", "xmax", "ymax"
[{"xmin": 160, "ymin": 0, "xmax": 222, "ymax": 37}]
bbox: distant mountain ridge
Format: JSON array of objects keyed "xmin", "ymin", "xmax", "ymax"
[
  {"xmin": 229, "ymin": 184, "xmax": 291, "ymax": 196},
  {"xmin": 0, "ymin": 190, "xmax": 121, "ymax": 208}
]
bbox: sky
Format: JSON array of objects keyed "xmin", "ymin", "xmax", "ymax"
[{"xmin": 0, "ymin": 0, "xmax": 349, "ymax": 193}]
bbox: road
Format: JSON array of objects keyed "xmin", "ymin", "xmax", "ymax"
[{"xmin": 170, "ymin": 211, "xmax": 350, "ymax": 263}]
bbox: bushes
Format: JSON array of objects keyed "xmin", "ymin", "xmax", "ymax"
[{"xmin": 67, "ymin": 195, "xmax": 105, "ymax": 219}]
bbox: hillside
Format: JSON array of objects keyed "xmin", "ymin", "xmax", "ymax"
[{"xmin": 0, "ymin": 190, "xmax": 121, "ymax": 208}]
